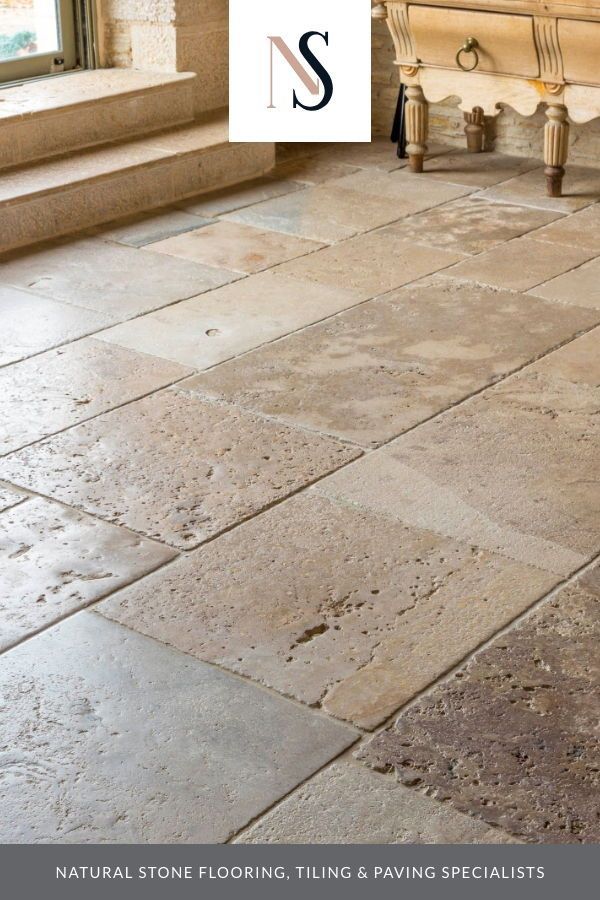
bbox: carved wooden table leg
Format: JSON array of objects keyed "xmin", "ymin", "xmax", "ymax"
[
  {"xmin": 544, "ymin": 104, "xmax": 569, "ymax": 197},
  {"xmin": 464, "ymin": 106, "xmax": 484, "ymax": 152},
  {"xmin": 405, "ymin": 85, "xmax": 429, "ymax": 173}
]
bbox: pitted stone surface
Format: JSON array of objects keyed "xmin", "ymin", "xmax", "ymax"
[
  {"xmin": 0, "ymin": 238, "xmax": 238, "ymax": 320},
  {"xmin": 0, "ymin": 285, "xmax": 111, "ymax": 366},
  {"xmin": 417, "ymin": 151, "xmax": 540, "ymax": 188},
  {"xmin": 183, "ymin": 277, "xmax": 597, "ymax": 447},
  {"xmin": 478, "ymin": 165, "xmax": 600, "ymax": 213},
  {"xmin": 0, "ymin": 485, "xmax": 26, "ymax": 513},
  {"xmin": 527, "ymin": 204, "xmax": 600, "ymax": 253},
  {"xmin": 0, "ymin": 338, "xmax": 191, "ymax": 454},
  {"xmin": 531, "ymin": 256, "xmax": 600, "ymax": 309},
  {"xmin": 0, "ymin": 390, "xmax": 360, "ymax": 550},
  {"xmin": 0, "ymin": 497, "xmax": 175, "ymax": 651},
  {"xmin": 98, "ymin": 492, "xmax": 556, "ymax": 729},
  {"xmin": 236, "ymin": 761, "xmax": 513, "ymax": 844},
  {"xmin": 383, "ymin": 197, "xmax": 560, "ymax": 255},
  {"xmin": 178, "ymin": 177, "xmax": 303, "ymax": 217},
  {"xmin": 360, "ymin": 565, "xmax": 600, "ymax": 843},
  {"xmin": 0, "ymin": 612, "xmax": 357, "ymax": 843},
  {"xmin": 319, "ymin": 327, "xmax": 600, "ymax": 576}
]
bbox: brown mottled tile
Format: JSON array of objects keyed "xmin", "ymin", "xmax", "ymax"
[
  {"xmin": 185, "ymin": 277, "xmax": 597, "ymax": 447},
  {"xmin": 0, "ymin": 338, "xmax": 191, "ymax": 455},
  {"xmin": 0, "ymin": 390, "xmax": 360, "ymax": 550},
  {"xmin": 382, "ymin": 196, "xmax": 560, "ymax": 255},
  {"xmin": 447, "ymin": 238, "xmax": 594, "ymax": 292},
  {"xmin": 530, "ymin": 256, "xmax": 600, "ymax": 309},
  {"xmin": 319, "ymin": 327, "xmax": 600, "ymax": 576},
  {"xmin": 0, "ymin": 496, "xmax": 175, "ymax": 651},
  {"xmin": 98, "ymin": 492, "xmax": 556, "ymax": 729},
  {"xmin": 360, "ymin": 565, "xmax": 600, "ymax": 843},
  {"xmin": 147, "ymin": 220, "xmax": 323, "ymax": 274},
  {"xmin": 478, "ymin": 165, "xmax": 600, "ymax": 213},
  {"xmin": 526, "ymin": 204, "xmax": 600, "ymax": 253}
]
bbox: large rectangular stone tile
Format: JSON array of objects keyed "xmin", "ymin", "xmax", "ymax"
[
  {"xmin": 382, "ymin": 197, "xmax": 560, "ymax": 255},
  {"xmin": 327, "ymin": 169, "xmax": 472, "ymax": 204},
  {"xmin": 183, "ymin": 277, "xmax": 596, "ymax": 447},
  {"xmin": 0, "ymin": 237, "xmax": 239, "ymax": 321},
  {"xmin": 273, "ymin": 157, "xmax": 360, "ymax": 185},
  {"xmin": 93, "ymin": 207, "xmax": 213, "ymax": 247},
  {"xmin": 0, "ymin": 612, "xmax": 357, "ymax": 843},
  {"xmin": 177, "ymin": 176, "xmax": 304, "ymax": 217},
  {"xmin": 360, "ymin": 563, "xmax": 600, "ymax": 843},
  {"xmin": 528, "ymin": 204, "xmax": 600, "ymax": 252},
  {"xmin": 447, "ymin": 237, "xmax": 594, "ymax": 292},
  {"xmin": 0, "ymin": 284, "xmax": 111, "ymax": 366},
  {"xmin": 0, "ymin": 338, "xmax": 191, "ymax": 455},
  {"xmin": 0, "ymin": 390, "xmax": 360, "ymax": 550},
  {"xmin": 318, "ymin": 327, "xmax": 600, "ymax": 576},
  {"xmin": 0, "ymin": 484, "xmax": 26, "ymax": 512},
  {"xmin": 96, "ymin": 271, "xmax": 363, "ymax": 369},
  {"xmin": 477, "ymin": 165, "xmax": 600, "ymax": 213},
  {"xmin": 420, "ymin": 150, "xmax": 540, "ymax": 188},
  {"xmin": 98, "ymin": 492, "xmax": 556, "ymax": 729},
  {"xmin": 530, "ymin": 256, "xmax": 600, "ymax": 309},
  {"xmin": 236, "ymin": 761, "xmax": 512, "ymax": 844},
  {"xmin": 0, "ymin": 497, "xmax": 175, "ymax": 652},
  {"xmin": 277, "ymin": 234, "xmax": 464, "ymax": 300},
  {"xmin": 147, "ymin": 220, "xmax": 323, "ymax": 274}
]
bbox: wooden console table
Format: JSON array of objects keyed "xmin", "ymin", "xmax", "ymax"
[{"xmin": 372, "ymin": 0, "xmax": 600, "ymax": 195}]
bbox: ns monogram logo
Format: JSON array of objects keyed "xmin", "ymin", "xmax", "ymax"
[{"xmin": 267, "ymin": 31, "xmax": 334, "ymax": 112}]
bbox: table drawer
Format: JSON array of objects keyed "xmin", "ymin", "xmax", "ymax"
[
  {"xmin": 558, "ymin": 19, "xmax": 600, "ymax": 85},
  {"xmin": 407, "ymin": 6, "xmax": 540, "ymax": 78}
]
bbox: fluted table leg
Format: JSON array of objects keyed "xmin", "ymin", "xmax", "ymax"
[
  {"xmin": 405, "ymin": 85, "xmax": 429, "ymax": 173},
  {"xmin": 544, "ymin": 104, "xmax": 569, "ymax": 198},
  {"xmin": 464, "ymin": 106, "xmax": 484, "ymax": 153}
]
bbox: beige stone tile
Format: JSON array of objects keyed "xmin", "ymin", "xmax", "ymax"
[
  {"xmin": 478, "ymin": 165, "xmax": 600, "ymax": 213},
  {"xmin": 447, "ymin": 237, "xmax": 595, "ymax": 291},
  {"xmin": 0, "ymin": 284, "xmax": 111, "ymax": 366},
  {"xmin": 236, "ymin": 761, "xmax": 514, "ymax": 844},
  {"xmin": 177, "ymin": 176, "xmax": 303, "ymax": 217},
  {"xmin": 318, "ymin": 327, "xmax": 600, "ymax": 576},
  {"xmin": 420, "ymin": 150, "xmax": 540, "ymax": 188},
  {"xmin": 0, "ymin": 484, "xmax": 26, "ymax": 513},
  {"xmin": 273, "ymin": 157, "xmax": 360, "ymax": 185},
  {"xmin": 93, "ymin": 207, "xmax": 213, "ymax": 247},
  {"xmin": 1, "ymin": 613, "xmax": 356, "ymax": 843},
  {"xmin": 0, "ymin": 497, "xmax": 175, "ymax": 652},
  {"xmin": 308, "ymin": 138, "xmax": 450, "ymax": 172},
  {"xmin": 328, "ymin": 168, "xmax": 473, "ymax": 204},
  {"xmin": 96, "ymin": 271, "xmax": 363, "ymax": 369},
  {"xmin": 0, "ymin": 338, "xmax": 191, "ymax": 455},
  {"xmin": 526, "ymin": 204, "xmax": 600, "ymax": 252},
  {"xmin": 98, "ymin": 492, "xmax": 556, "ymax": 729},
  {"xmin": 0, "ymin": 390, "xmax": 360, "ymax": 550},
  {"xmin": 184, "ymin": 277, "xmax": 598, "ymax": 447},
  {"xmin": 530, "ymin": 256, "xmax": 600, "ymax": 309},
  {"xmin": 382, "ymin": 196, "xmax": 560, "ymax": 255},
  {"xmin": 147, "ymin": 220, "xmax": 323, "ymax": 274},
  {"xmin": 0, "ymin": 237, "xmax": 238, "ymax": 321},
  {"xmin": 276, "ymin": 233, "xmax": 464, "ymax": 299}
]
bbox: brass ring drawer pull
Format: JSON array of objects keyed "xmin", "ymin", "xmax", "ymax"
[{"xmin": 456, "ymin": 37, "xmax": 479, "ymax": 71}]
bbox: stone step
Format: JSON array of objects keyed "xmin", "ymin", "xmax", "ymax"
[
  {"xmin": 0, "ymin": 111, "xmax": 275, "ymax": 254},
  {"xmin": 0, "ymin": 69, "xmax": 197, "ymax": 170}
]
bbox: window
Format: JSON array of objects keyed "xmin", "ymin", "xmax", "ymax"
[{"xmin": 0, "ymin": 0, "xmax": 78, "ymax": 83}]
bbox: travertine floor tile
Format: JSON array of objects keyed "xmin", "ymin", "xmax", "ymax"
[
  {"xmin": 0, "ymin": 612, "xmax": 356, "ymax": 843},
  {"xmin": 0, "ymin": 238, "xmax": 238, "ymax": 320},
  {"xmin": 327, "ymin": 169, "xmax": 472, "ymax": 204},
  {"xmin": 0, "ymin": 338, "xmax": 190, "ymax": 455},
  {"xmin": 236, "ymin": 761, "xmax": 513, "ymax": 844},
  {"xmin": 185, "ymin": 277, "xmax": 596, "ymax": 447},
  {"xmin": 147, "ymin": 220, "xmax": 323, "ymax": 274},
  {"xmin": 96, "ymin": 271, "xmax": 362, "ymax": 370},
  {"xmin": 0, "ymin": 484, "xmax": 25, "ymax": 512},
  {"xmin": 0, "ymin": 390, "xmax": 360, "ymax": 550},
  {"xmin": 527, "ymin": 204, "xmax": 600, "ymax": 252},
  {"xmin": 478, "ymin": 165, "xmax": 600, "ymax": 212},
  {"xmin": 94, "ymin": 208, "xmax": 212, "ymax": 247},
  {"xmin": 273, "ymin": 157, "xmax": 360, "ymax": 185},
  {"xmin": 306, "ymin": 138, "xmax": 449, "ymax": 172},
  {"xmin": 360, "ymin": 564, "xmax": 600, "ymax": 843},
  {"xmin": 0, "ymin": 285, "xmax": 111, "ymax": 366},
  {"xmin": 420, "ymin": 150, "xmax": 540, "ymax": 188},
  {"xmin": 98, "ymin": 492, "xmax": 556, "ymax": 729},
  {"xmin": 318, "ymin": 327, "xmax": 600, "ymax": 576},
  {"xmin": 530, "ymin": 256, "xmax": 600, "ymax": 309},
  {"xmin": 0, "ymin": 497, "xmax": 175, "ymax": 651},
  {"xmin": 177, "ymin": 176, "xmax": 303, "ymax": 217},
  {"xmin": 382, "ymin": 196, "xmax": 560, "ymax": 255},
  {"xmin": 276, "ymin": 234, "xmax": 464, "ymax": 299},
  {"xmin": 447, "ymin": 237, "xmax": 594, "ymax": 291}
]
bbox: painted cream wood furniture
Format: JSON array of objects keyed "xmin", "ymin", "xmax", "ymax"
[{"xmin": 372, "ymin": 0, "xmax": 600, "ymax": 196}]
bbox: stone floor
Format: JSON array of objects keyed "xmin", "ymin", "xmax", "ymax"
[{"xmin": 0, "ymin": 139, "xmax": 598, "ymax": 844}]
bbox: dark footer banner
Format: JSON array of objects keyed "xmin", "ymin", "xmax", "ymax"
[{"xmin": 1, "ymin": 844, "xmax": 598, "ymax": 900}]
